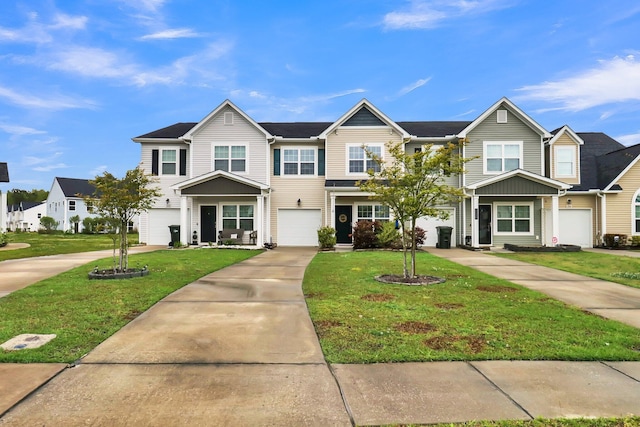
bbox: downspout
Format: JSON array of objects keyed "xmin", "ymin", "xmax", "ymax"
[{"xmin": 597, "ymin": 192, "xmax": 605, "ymax": 246}]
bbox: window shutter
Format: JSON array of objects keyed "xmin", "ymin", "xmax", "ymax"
[
  {"xmin": 179, "ymin": 149, "xmax": 187, "ymax": 176},
  {"xmin": 151, "ymin": 149, "xmax": 159, "ymax": 175},
  {"xmin": 318, "ymin": 149, "xmax": 325, "ymax": 176},
  {"xmin": 273, "ymin": 149, "xmax": 281, "ymax": 176}
]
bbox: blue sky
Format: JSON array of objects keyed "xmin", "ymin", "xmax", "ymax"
[{"xmin": 1, "ymin": 0, "xmax": 639, "ymax": 191}]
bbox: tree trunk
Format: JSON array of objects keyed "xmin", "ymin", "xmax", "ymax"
[
  {"xmin": 410, "ymin": 218, "xmax": 417, "ymax": 277},
  {"xmin": 120, "ymin": 220, "xmax": 128, "ymax": 271},
  {"xmin": 401, "ymin": 223, "xmax": 409, "ymax": 278}
]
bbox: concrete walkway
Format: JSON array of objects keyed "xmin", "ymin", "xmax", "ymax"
[{"xmin": 1, "ymin": 247, "xmax": 640, "ymax": 425}]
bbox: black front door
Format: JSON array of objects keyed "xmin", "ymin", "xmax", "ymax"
[
  {"xmin": 479, "ymin": 204, "xmax": 492, "ymax": 245},
  {"xmin": 335, "ymin": 205, "xmax": 352, "ymax": 244},
  {"xmin": 200, "ymin": 206, "xmax": 217, "ymax": 243}
]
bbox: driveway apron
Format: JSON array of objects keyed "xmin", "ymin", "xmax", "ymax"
[{"xmin": 0, "ymin": 248, "xmax": 352, "ymax": 426}]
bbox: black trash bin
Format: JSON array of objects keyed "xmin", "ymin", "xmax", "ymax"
[
  {"xmin": 168, "ymin": 225, "xmax": 180, "ymax": 246},
  {"xmin": 436, "ymin": 226, "xmax": 453, "ymax": 249}
]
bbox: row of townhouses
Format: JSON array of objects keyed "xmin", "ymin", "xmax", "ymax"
[{"xmin": 132, "ymin": 97, "xmax": 640, "ymax": 249}]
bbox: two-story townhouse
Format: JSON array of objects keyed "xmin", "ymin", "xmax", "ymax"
[
  {"xmin": 7, "ymin": 201, "xmax": 46, "ymax": 231},
  {"xmin": 47, "ymin": 177, "xmax": 99, "ymax": 232},
  {"xmin": 133, "ymin": 97, "xmax": 635, "ymax": 249}
]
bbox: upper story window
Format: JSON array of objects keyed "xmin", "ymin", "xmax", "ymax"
[
  {"xmin": 214, "ymin": 145, "xmax": 246, "ymax": 173},
  {"xmin": 161, "ymin": 149, "xmax": 177, "ymax": 175},
  {"xmin": 86, "ymin": 200, "xmax": 94, "ymax": 213},
  {"xmin": 283, "ymin": 148, "xmax": 315, "ymax": 176},
  {"xmin": 348, "ymin": 145, "xmax": 382, "ymax": 174},
  {"xmin": 69, "ymin": 200, "xmax": 76, "ymax": 211},
  {"xmin": 555, "ymin": 146, "xmax": 576, "ymax": 177},
  {"xmin": 484, "ymin": 141, "xmax": 522, "ymax": 174}
]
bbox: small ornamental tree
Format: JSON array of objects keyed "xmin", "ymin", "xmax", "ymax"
[
  {"xmin": 358, "ymin": 140, "xmax": 472, "ymax": 278},
  {"xmin": 86, "ymin": 167, "xmax": 160, "ymax": 272}
]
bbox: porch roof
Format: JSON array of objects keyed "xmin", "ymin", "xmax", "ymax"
[
  {"xmin": 466, "ymin": 169, "xmax": 571, "ymax": 196},
  {"xmin": 171, "ymin": 170, "xmax": 268, "ymax": 195}
]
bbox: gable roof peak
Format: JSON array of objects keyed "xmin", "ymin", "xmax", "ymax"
[
  {"xmin": 548, "ymin": 125, "xmax": 584, "ymax": 145},
  {"xmin": 318, "ymin": 99, "xmax": 409, "ymax": 139}
]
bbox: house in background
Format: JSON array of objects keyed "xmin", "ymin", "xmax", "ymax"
[
  {"xmin": 132, "ymin": 97, "xmax": 638, "ymax": 249},
  {"xmin": 46, "ymin": 177, "xmax": 98, "ymax": 232},
  {"xmin": 7, "ymin": 201, "xmax": 46, "ymax": 231},
  {"xmin": 0, "ymin": 162, "xmax": 9, "ymax": 233}
]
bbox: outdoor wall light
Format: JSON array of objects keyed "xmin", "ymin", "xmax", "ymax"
[
  {"xmin": 566, "ymin": 199, "xmax": 572, "ymax": 207},
  {"xmin": 165, "ymin": 198, "xmax": 170, "ymax": 206},
  {"xmin": 297, "ymin": 198, "xmax": 301, "ymax": 206}
]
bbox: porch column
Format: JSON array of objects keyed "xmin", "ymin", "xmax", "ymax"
[
  {"xmin": 330, "ymin": 193, "xmax": 336, "ymax": 228},
  {"xmin": 256, "ymin": 195, "xmax": 264, "ymax": 247},
  {"xmin": 551, "ymin": 195, "xmax": 559, "ymax": 246},
  {"xmin": 471, "ymin": 195, "xmax": 479, "ymax": 247},
  {"xmin": 180, "ymin": 195, "xmax": 188, "ymax": 245}
]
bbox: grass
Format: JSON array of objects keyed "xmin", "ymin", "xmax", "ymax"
[
  {"xmin": 0, "ymin": 249, "xmax": 260, "ymax": 363},
  {"xmin": 0, "ymin": 232, "xmax": 136, "ymax": 262},
  {"xmin": 492, "ymin": 251, "xmax": 640, "ymax": 290},
  {"xmin": 302, "ymin": 251, "xmax": 640, "ymax": 364}
]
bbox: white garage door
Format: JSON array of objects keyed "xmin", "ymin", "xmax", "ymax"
[
  {"xmin": 277, "ymin": 209, "xmax": 322, "ymax": 246},
  {"xmin": 147, "ymin": 209, "xmax": 180, "ymax": 246},
  {"xmin": 416, "ymin": 209, "xmax": 455, "ymax": 247},
  {"xmin": 559, "ymin": 209, "xmax": 592, "ymax": 248}
]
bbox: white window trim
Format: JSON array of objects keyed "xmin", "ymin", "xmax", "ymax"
[
  {"xmin": 494, "ymin": 202, "xmax": 534, "ymax": 236},
  {"xmin": 212, "ymin": 144, "xmax": 248, "ymax": 175},
  {"xmin": 346, "ymin": 144, "xmax": 384, "ymax": 176},
  {"xmin": 221, "ymin": 203, "xmax": 255, "ymax": 230},
  {"xmin": 160, "ymin": 147, "xmax": 180, "ymax": 176},
  {"xmin": 554, "ymin": 145, "xmax": 576, "ymax": 178},
  {"xmin": 69, "ymin": 200, "xmax": 76, "ymax": 211},
  {"xmin": 355, "ymin": 203, "xmax": 391, "ymax": 222},
  {"xmin": 632, "ymin": 189, "xmax": 640, "ymax": 236},
  {"xmin": 483, "ymin": 141, "xmax": 523, "ymax": 175},
  {"xmin": 281, "ymin": 147, "xmax": 317, "ymax": 178}
]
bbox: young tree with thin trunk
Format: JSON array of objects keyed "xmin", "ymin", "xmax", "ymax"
[
  {"xmin": 86, "ymin": 168, "xmax": 160, "ymax": 272},
  {"xmin": 358, "ymin": 140, "xmax": 471, "ymax": 278}
]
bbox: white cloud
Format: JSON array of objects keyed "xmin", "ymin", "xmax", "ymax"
[
  {"xmin": 616, "ymin": 132, "xmax": 640, "ymax": 147},
  {"xmin": 398, "ymin": 77, "xmax": 432, "ymax": 97},
  {"xmin": 50, "ymin": 13, "xmax": 88, "ymax": 30},
  {"xmin": 0, "ymin": 85, "xmax": 96, "ymax": 110},
  {"xmin": 515, "ymin": 55, "xmax": 640, "ymax": 112},
  {"xmin": 33, "ymin": 163, "xmax": 68, "ymax": 172},
  {"xmin": 0, "ymin": 124, "xmax": 46, "ymax": 136},
  {"xmin": 140, "ymin": 28, "xmax": 202, "ymax": 40},
  {"xmin": 46, "ymin": 46, "xmax": 138, "ymax": 79},
  {"xmin": 0, "ymin": 12, "xmax": 88, "ymax": 44},
  {"xmin": 90, "ymin": 165, "xmax": 109, "ymax": 176},
  {"xmin": 383, "ymin": 0, "xmax": 513, "ymax": 30}
]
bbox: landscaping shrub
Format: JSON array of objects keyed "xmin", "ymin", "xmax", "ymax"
[
  {"xmin": 631, "ymin": 236, "xmax": 640, "ymax": 247},
  {"xmin": 0, "ymin": 232, "xmax": 7, "ymax": 247},
  {"xmin": 39, "ymin": 216, "xmax": 59, "ymax": 233},
  {"xmin": 405, "ymin": 226, "xmax": 426, "ymax": 248},
  {"xmin": 603, "ymin": 233, "xmax": 628, "ymax": 248},
  {"xmin": 352, "ymin": 220, "xmax": 381, "ymax": 249},
  {"xmin": 377, "ymin": 221, "xmax": 400, "ymax": 248},
  {"xmin": 317, "ymin": 226, "xmax": 337, "ymax": 249}
]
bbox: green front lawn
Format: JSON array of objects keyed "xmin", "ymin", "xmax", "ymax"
[
  {"xmin": 492, "ymin": 251, "xmax": 640, "ymax": 290},
  {"xmin": 0, "ymin": 249, "xmax": 260, "ymax": 363},
  {"xmin": 0, "ymin": 232, "xmax": 136, "ymax": 262},
  {"xmin": 303, "ymin": 251, "xmax": 640, "ymax": 363}
]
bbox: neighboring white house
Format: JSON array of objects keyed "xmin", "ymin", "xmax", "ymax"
[
  {"xmin": 46, "ymin": 177, "xmax": 98, "ymax": 232},
  {"xmin": 0, "ymin": 162, "xmax": 9, "ymax": 233},
  {"xmin": 7, "ymin": 201, "xmax": 46, "ymax": 231}
]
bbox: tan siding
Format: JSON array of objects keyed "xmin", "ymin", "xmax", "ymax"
[
  {"xmin": 191, "ymin": 105, "xmax": 268, "ymax": 185},
  {"xmin": 270, "ymin": 141, "xmax": 326, "ymax": 245},
  {"xmin": 606, "ymin": 162, "xmax": 640, "ymax": 236},
  {"xmin": 550, "ymin": 134, "xmax": 580, "ymax": 185},
  {"xmin": 465, "ymin": 109, "xmax": 543, "ymax": 185},
  {"xmin": 326, "ymin": 127, "xmax": 402, "ymax": 180}
]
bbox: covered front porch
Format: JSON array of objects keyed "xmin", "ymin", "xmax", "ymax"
[
  {"xmin": 171, "ymin": 171, "xmax": 270, "ymax": 247},
  {"xmin": 463, "ymin": 170, "xmax": 572, "ymax": 248}
]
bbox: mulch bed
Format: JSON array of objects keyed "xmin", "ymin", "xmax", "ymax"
[{"xmin": 375, "ymin": 275, "xmax": 445, "ymax": 286}]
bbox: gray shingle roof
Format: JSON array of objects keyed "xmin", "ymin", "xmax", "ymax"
[
  {"xmin": 56, "ymin": 177, "xmax": 96, "ymax": 198},
  {"xmin": 397, "ymin": 121, "xmax": 471, "ymax": 137},
  {"xmin": 573, "ymin": 133, "xmax": 626, "ymax": 191},
  {"xmin": 135, "ymin": 123, "xmax": 197, "ymax": 139}
]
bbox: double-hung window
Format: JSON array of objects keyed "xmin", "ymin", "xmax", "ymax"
[
  {"xmin": 484, "ymin": 141, "xmax": 522, "ymax": 174},
  {"xmin": 222, "ymin": 205, "xmax": 254, "ymax": 230},
  {"xmin": 214, "ymin": 145, "xmax": 246, "ymax": 173},
  {"xmin": 357, "ymin": 205, "xmax": 390, "ymax": 222},
  {"xmin": 161, "ymin": 149, "xmax": 177, "ymax": 175},
  {"xmin": 555, "ymin": 146, "xmax": 576, "ymax": 177},
  {"xmin": 69, "ymin": 200, "xmax": 76, "ymax": 211},
  {"xmin": 348, "ymin": 145, "xmax": 382, "ymax": 174},
  {"xmin": 495, "ymin": 203, "xmax": 533, "ymax": 234},
  {"xmin": 283, "ymin": 148, "xmax": 315, "ymax": 176}
]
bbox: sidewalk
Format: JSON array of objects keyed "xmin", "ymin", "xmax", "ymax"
[{"xmin": 1, "ymin": 247, "xmax": 639, "ymax": 425}]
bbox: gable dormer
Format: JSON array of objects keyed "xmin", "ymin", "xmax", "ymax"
[{"xmin": 546, "ymin": 125, "xmax": 583, "ymax": 185}]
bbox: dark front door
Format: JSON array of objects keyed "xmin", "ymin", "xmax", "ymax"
[
  {"xmin": 200, "ymin": 206, "xmax": 217, "ymax": 243},
  {"xmin": 479, "ymin": 204, "xmax": 492, "ymax": 245},
  {"xmin": 335, "ymin": 205, "xmax": 352, "ymax": 244}
]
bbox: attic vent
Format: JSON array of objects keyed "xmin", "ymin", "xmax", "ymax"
[
  {"xmin": 224, "ymin": 112, "xmax": 234, "ymax": 125},
  {"xmin": 497, "ymin": 109, "xmax": 508, "ymax": 123}
]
